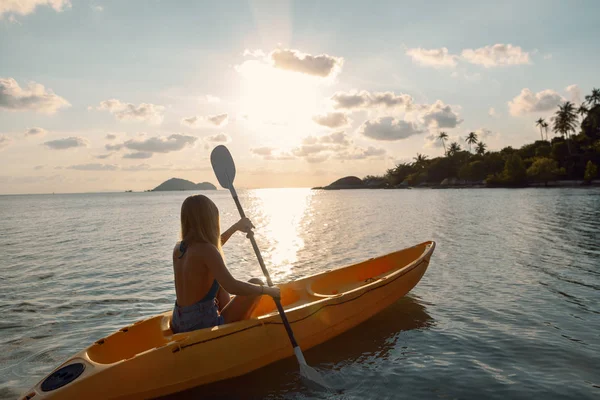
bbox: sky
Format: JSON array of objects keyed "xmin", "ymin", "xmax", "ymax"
[{"xmin": 1, "ymin": 0, "xmax": 599, "ymax": 194}]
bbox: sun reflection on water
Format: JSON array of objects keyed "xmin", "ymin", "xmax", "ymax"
[{"xmin": 247, "ymin": 188, "xmax": 313, "ymax": 282}]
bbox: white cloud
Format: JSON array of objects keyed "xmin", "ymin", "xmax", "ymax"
[
  {"xmin": 97, "ymin": 99, "xmax": 165, "ymax": 123},
  {"xmin": 488, "ymin": 107, "xmax": 497, "ymax": 117},
  {"xmin": 243, "ymin": 49, "xmax": 266, "ymax": 58},
  {"xmin": 312, "ymin": 112, "xmax": 350, "ymax": 128},
  {"xmin": 405, "ymin": 47, "xmax": 458, "ymax": 68},
  {"xmin": 331, "ymin": 90, "xmax": 414, "ymax": 110},
  {"xmin": 0, "ymin": 77, "xmax": 70, "ymax": 113},
  {"xmin": 181, "ymin": 113, "xmax": 228, "ymax": 128},
  {"xmin": 250, "ymin": 147, "xmax": 295, "ymax": 160},
  {"xmin": 461, "ymin": 44, "xmax": 530, "ymax": 67},
  {"xmin": 270, "ymin": 49, "xmax": 343, "ymax": 78},
  {"xmin": 92, "ymin": 4, "xmax": 103, "ymax": 12},
  {"xmin": 508, "ymin": 88, "xmax": 564, "ymax": 116},
  {"xmin": 43, "ymin": 137, "xmax": 87, "ymax": 150},
  {"xmin": 474, "ymin": 128, "xmax": 498, "ymax": 140},
  {"xmin": 0, "ymin": 135, "xmax": 12, "ymax": 150},
  {"xmin": 420, "ymin": 100, "xmax": 463, "ymax": 129},
  {"xmin": 565, "ymin": 84, "xmax": 581, "ymax": 104},
  {"xmin": 123, "ymin": 134, "xmax": 197, "ymax": 153},
  {"xmin": 335, "ymin": 146, "xmax": 386, "ymax": 160},
  {"xmin": 105, "ymin": 133, "xmax": 117, "ymax": 140},
  {"xmin": 204, "ymin": 133, "xmax": 231, "ymax": 143},
  {"xmin": 204, "ymin": 95, "xmax": 221, "ymax": 103},
  {"xmin": 361, "ymin": 117, "xmax": 424, "ymax": 141},
  {"xmin": 105, "ymin": 143, "xmax": 123, "ymax": 151},
  {"xmin": 25, "ymin": 127, "xmax": 47, "ymax": 136},
  {"xmin": 67, "ymin": 163, "xmax": 118, "ymax": 171},
  {"xmin": 0, "ymin": 0, "xmax": 71, "ymax": 17},
  {"xmin": 123, "ymin": 152, "xmax": 153, "ymax": 159}
]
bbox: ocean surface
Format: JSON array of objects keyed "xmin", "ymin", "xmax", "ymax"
[{"xmin": 1, "ymin": 188, "xmax": 599, "ymax": 399}]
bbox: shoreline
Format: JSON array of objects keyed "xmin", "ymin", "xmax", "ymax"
[{"xmin": 313, "ymin": 180, "xmax": 600, "ymax": 190}]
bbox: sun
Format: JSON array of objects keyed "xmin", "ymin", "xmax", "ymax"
[{"xmin": 237, "ymin": 60, "xmax": 324, "ymax": 140}]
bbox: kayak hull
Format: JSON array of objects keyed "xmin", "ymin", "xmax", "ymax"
[{"xmin": 21, "ymin": 241, "xmax": 435, "ymax": 400}]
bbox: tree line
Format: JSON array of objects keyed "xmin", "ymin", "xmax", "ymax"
[{"xmin": 367, "ymin": 88, "xmax": 600, "ymax": 187}]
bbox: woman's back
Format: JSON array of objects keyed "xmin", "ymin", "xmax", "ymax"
[{"xmin": 172, "ymin": 241, "xmax": 216, "ymax": 307}]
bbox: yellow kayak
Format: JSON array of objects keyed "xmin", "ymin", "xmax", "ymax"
[{"xmin": 22, "ymin": 241, "xmax": 435, "ymax": 400}]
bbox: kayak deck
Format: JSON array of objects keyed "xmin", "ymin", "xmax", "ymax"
[{"xmin": 22, "ymin": 241, "xmax": 435, "ymax": 400}]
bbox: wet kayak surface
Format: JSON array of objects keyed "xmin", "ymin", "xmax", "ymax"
[{"xmin": 1, "ymin": 188, "xmax": 599, "ymax": 399}]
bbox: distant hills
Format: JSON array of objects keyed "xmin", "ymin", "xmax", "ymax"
[
  {"xmin": 151, "ymin": 178, "xmax": 217, "ymax": 191},
  {"xmin": 312, "ymin": 176, "xmax": 366, "ymax": 190}
]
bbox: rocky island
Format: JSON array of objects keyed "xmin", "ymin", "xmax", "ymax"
[{"xmin": 151, "ymin": 178, "xmax": 217, "ymax": 191}]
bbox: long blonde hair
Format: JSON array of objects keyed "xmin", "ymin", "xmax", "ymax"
[{"xmin": 180, "ymin": 195, "xmax": 222, "ymax": 252}]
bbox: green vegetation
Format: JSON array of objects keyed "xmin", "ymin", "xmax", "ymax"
[{"xmin": 366, "ymin": 88, "xmax": 600, "ymax": 188}]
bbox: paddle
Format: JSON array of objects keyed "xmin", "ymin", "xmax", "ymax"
[{"xmin": 210, "ymin": 145, "xmax": 330, "ymax": 390}]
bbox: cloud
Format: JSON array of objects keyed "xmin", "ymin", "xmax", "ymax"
[
  {"xmin": 488, "ymin": 107, "xmax": 497, "ymax": 117},
  {"xmin": 474, "ymin": 128, "xmax": 498, "ymax": 139},
  {"xmin": 244, "ymin": 49, "xmax": 266, "ymax": 58},
  {"xmin": 105, "ymin": 143, "xmax": 123, "ymax": 151},
  {"xmin": 181, "ymin": 113, "xmax": 228, "ymax": 128},
  {"xmin": 508, "ymin": 88, "xmax": 564, "ymax": 116},
  {"xmin": 331, "ymin": 90, "xmax": 414, "ymax": 110},
  {"xmin": 312, "ymin": 112, "xmax": 350, "ymax": 128},
  {"xmin": 420, "ymin": 100, "xmax": 463, "ymax": 128},
  {"xmin": 92, "ymin": 4, "xmax": 103, "ymax": 12},
  {"xmin": 123, "ymin": 134, "xmax": 197, "ymax": 153},
  {"xmin": 97, "ymin": 99, "xmax": 165, "ymax": 123},
  {"xmin": 0, "ymin": 77, "xmax": 70, "ymax": 113},
  {"xmin": 34, "ymin": 165, "xmax": 44, "ymax": 170},
  {"xmin": 405, "ymin": 47, "xmax": 458, "ymax": 68},
  {"xmin": 270, "ymin": 49, "xmax": 343, "ymax": 78},
  {"xmin": 461, "ymin": 44, "xmax": 530, "ymax": 67},
  {"xmin": 25, "ymin": 127, "xmax": 47, "ymax": 136},
  {"xmin": 250, "ymin": 147, "xmax": 295, "ymax": 161},
  {"xmin": 123, "ymin": 152, "xmax": 153, "ymax": 159},
  {"xmin": 95, "ymin": 153, "xmax": 112, "ymax": 159},
  {"xmin": 565, "ymin": 84, "xmax": 581, "ymax": 104},
  {"xmin": 43, "ymin": 137, "xmax": 87, "ymax": 150},
  {"xmin": 335, "ymin": 146, "xmax": 386, "ymax": 160},
  {"xmin": 205, "ymin": 95, "xmax": 221, "ymax": 103},
  {"xmin": 0, "ymin": 135, "xmax": 12, "ymax": 150},
  {"xmin": 361, "ymin": 117, "xmax": 424, "ymax": 141},
  {"xmin": 204, "ymin": 133, "xmax": 230, "ymax": 143},
  {"xmin": 303, "ymin": 131, "xmax": 351, "ymax": 147},
  {"xmin": 0, "ymin": 0, "xmax": 71, "ymax": 17},
  {"xmin": 67, "ymin": 163, "xmax": 118, "ymax": 171},
  {"xmin": 105, "ymin": 133, "xmax": 117, "ymax": 140},
  {"xmin": 292, "ymin": 143, "xmax": 329, "ymax": 157}
]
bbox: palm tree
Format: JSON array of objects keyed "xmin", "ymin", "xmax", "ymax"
[
  {"xmin": 542, "ymin": 121, "xmax": 550, "ymax": 141},
  {"xmin": 465, "ymin": 132, "xmax": 478, "ymax": 153},
  {"xmin": 437, "ymin": 131, "xmax": 448, "ymax": 155},
  {"xmin": 448, "ymin": 142, "xmax": 461, "ymax": 156},
  {"xmin": 535, "ymin": 118, "xmax": 545, "ymax": 141},
  {"xmin": 552, "ymin": 101, "xmax": 578, "ymax": 154},
  {"xmin": 413, "ymin": 153, "xmax": 429, "ymax": 169},
  {"xmin": 475, "ymin": 142, "xmax": 487, "ymax": 155},
  {"xmin": 577, "ymin": 104, "xmax": 588, "ymax": 121},
  {"xmin": 584, "ymin": 88, "xmax": 600, "ymax": 106}
]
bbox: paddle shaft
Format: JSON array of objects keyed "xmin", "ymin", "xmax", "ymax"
[{"xmin": 230, "ymin": 192, "xmax": 301, "ymax": 349}]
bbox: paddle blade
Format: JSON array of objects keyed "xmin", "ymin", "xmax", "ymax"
[
  {"xmin": 210, "ymin": 145, "xmax": 236, "ymax": 189},
  {"xmin": 299, "ymin": 363, "xmax": 334, "ymax": 392}
]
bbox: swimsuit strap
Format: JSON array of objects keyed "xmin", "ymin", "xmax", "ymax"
[
  {"xmin": 178, "ymin": 240, "xmax": 187, "ymax": 259},
  {"xmin": 201, "ymin": 280, "xmax": 220, "ymax": 302}
]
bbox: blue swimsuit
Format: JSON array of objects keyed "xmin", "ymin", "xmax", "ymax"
[{"xmin": 171, "ymin": 241, "xmax": 225, "ymax": 333}]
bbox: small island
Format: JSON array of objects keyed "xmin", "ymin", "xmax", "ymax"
[{"xmin": 151, "ymin": 178, "xmax": 217, "ymax": 191}]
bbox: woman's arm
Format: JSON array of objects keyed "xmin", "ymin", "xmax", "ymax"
[
  {"xmin": 194, "ymin": 244, "xmax": 280, "ymax": 298},
  {"xmin": 221, "ymin": 217, "xmax": 254, "ymax": 246}
]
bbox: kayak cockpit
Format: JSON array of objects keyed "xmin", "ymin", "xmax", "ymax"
[{"xmin": 86, "ymin": 314, "xmax": 173, "ymax": 364}]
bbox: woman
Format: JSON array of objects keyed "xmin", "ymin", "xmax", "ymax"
[{"xmin": 171, "ymin": 194, "xmax": 280, "ymax": 334}]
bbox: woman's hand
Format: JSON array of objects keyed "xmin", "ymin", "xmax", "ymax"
[
  {"xmin": 263, "ymin": 286, "xmax": 280, "ymax": 300},
  {"xmin": 234, "ymin": 217, "xmax": 255, "ymax": 234}
]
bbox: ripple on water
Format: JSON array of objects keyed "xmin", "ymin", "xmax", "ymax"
[{"xmin": 1, "ymin": 189, "xmax": 599, "ymax": 399}]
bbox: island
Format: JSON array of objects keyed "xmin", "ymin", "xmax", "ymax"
[{"xmin": 151, "ymin": 178, "xmax": 217, "ymax": 191}]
